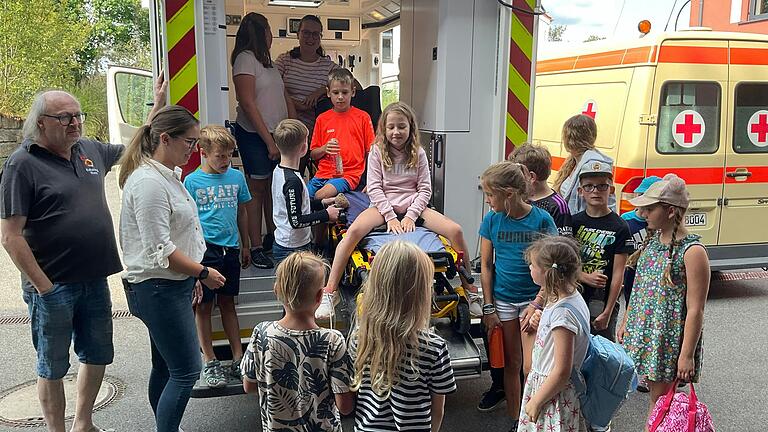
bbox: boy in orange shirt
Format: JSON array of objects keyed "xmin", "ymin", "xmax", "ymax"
[{"xmin": 308, "ymin": 68, "xmax": 375, "ymax": 200}]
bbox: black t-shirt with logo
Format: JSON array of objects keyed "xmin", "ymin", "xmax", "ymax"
[
  {"xmin": 0, "ymin": 138, "xmax": 124, "ymax": 290},
  {"xmin": 572, "ymin": 210, "xmax": 633, "ymax": 305}
]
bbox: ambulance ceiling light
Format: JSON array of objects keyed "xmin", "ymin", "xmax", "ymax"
[{"xmin": 269, "ymin": 0, "xmax": 323, "ymax": 7}]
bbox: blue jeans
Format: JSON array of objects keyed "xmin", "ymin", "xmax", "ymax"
[
  {"xmin": 23, "ymin": 279, "xmax": 114, "ymax": 379},
  {"xmin": 272, "ymin": 242, "xmax": 312, "ymax": 264},
  {"xmin": 123, "ymin": 277, "xmax": 201, "ymax": 432}
]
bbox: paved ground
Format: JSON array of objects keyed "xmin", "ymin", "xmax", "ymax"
[
  {"xmin": 1, "ymin": 276, "xmax": 766, "ymax": 431},
  {"xmin": 1, "ymin": 172, "xmax": 767, "ymax": 431}
]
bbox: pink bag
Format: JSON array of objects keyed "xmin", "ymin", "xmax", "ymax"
[{"xmin": 648, "ymin": 380, "xmax": 715, "ymax": 432}]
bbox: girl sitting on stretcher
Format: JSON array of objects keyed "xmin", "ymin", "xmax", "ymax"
[{"xmin": 316, "ymin": 101, "xmax": 477, "ymax": 319}]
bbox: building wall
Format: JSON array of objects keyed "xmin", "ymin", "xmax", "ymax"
[
  {"xmin": 0, "ymin": 114, "xmax": 23, "ymax": 166},
  {"xmin": 690, "ymin": 0, "xmax": 768, "ymax": 33}
]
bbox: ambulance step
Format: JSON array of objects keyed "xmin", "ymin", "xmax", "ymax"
[{"xmin": 433, "ymin": 322, "xmax": 482, "ymax": 380}]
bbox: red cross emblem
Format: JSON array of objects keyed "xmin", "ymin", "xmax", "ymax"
[
  {"xmin": 747, "ymin": 110, "xmax": 768, "ymax": 147},
  {"xmin": 672, "ymin": 110, "xmax": 705, "ymax": 148},
  {"xmin": 581, "ymin": 100, "xmax": 597, "ymax": 119}
]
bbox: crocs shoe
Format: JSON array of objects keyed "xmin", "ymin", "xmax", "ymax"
[
  {"xmin": 203, "ymin": 359, "xmax": 227, "ymax": 388},
  {"xmin": 315, "ymin": 291, "xmax": 339, "ymax": 320}
]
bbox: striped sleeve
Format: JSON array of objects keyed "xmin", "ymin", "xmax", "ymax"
[{"xmin": 427, "ymin": 334, "xmax": 456, "ymax": 394}]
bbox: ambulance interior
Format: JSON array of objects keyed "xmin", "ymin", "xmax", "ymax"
[{"xmin": 224, "ymin": 0, "xmax": 403, "ymax": 117}]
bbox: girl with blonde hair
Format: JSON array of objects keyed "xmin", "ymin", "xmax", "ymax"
[
  {"xmin": 318, "ymin": 102, "xmax": 476, "ymax": 319},
  {"xmin": 479, "ymin": 161, "xmax": 558, "ymax": 431},
  {"xmin": 241, "ymin": 251, "xmax": 354, "ymax": 431},
  {"xmin": 551, "ymin": 114, "xmax": 615, "ymax": 214},
  {"xmin": 617, "ymin": 174, "xmax": 710, "ymax": 432},
  {"xmin": 350, "ymin": 240, "xmax": 456, "ymax": 431}
]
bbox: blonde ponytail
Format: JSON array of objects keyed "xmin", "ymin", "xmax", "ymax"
[{"xmin": 118, "ymin": 125, "xmax": 151, "ymax": 188}]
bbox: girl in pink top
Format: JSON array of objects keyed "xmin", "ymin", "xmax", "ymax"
[{"xmin": 318, "ymin": 102, "xmax": 477, "ymax": 319}]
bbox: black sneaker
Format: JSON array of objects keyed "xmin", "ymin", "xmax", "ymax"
[
  {"xmin": 477, "ymin": 387, "xmax": 506, "ymax": 412},
  {"xmin": 251, "ymin": 248, "xmax": 274, "ymax": 269},
  {"xmin": 508, "ymin": 419, "xmax": 518, "ymax": 432},
  {"xmin": 262, "ymin": 233, "xmax": 274, "ymax": 253}
]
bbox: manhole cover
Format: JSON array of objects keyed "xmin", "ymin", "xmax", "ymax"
[{"xmin": 0, "ymin": 374, "xmax": 124, "ymax": 428}]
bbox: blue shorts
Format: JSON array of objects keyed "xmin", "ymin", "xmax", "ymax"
[
  {"xmin": 23, "ymin": 279, "xmax": 114, "ymax": 380},
  {"xmin": 234, "ymin": 123, "xmax": 278, "ymax": 179},
  {"xmin": 200, "ymin": 242, "xmax": 241, "ymax": 302},
  {"xmin": 307, "ymin": 177, "xmax": 351, "ymax": 198},
  {"xmin": 272, "ymin": 242, "xmax": 312, "ymax": 265}
]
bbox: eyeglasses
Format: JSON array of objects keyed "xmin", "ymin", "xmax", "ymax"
[
  {"xmin": 300, "ymin": 30, "xmax": 322, "ymax": 39},
  {"xmin": 581, "ymin": 183, "xmax": 610, "ymax": 193},
  {"xmin": 182, "ymin": 137, "xmax": 199, "ymax": 149},
  {"xmin": 41, "ymin": 112, "xmax": 87, "ymax": 126}
]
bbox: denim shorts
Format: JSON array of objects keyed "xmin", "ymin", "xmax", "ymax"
[
  {"xmin": 495, "ymin": 299, "xmax": 532, "ymax": 322},
  {"xmin": 234, "ymin": 123, "xmax": 278, "ymax": 179},
  {"xmin": 307, "ymin": 177, "xmax": 350, "ymax": 198},
  {"xmin": 272, "ymin": 242, "xmax": 312, "ymax": 265},
  {"xmin": 200, "ymin": 242, "xmax": 241, "ymax": 302},
  {"xmin": 23, "ymin": 279, "xmax": 114, "ymax": 379}
]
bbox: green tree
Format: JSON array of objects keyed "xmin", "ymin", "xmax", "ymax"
[
  {"xmin": 548, "ymin": 24, "xmax": 566, "ymax": 42},
  {"xmin": 0, "ymin": 0, "xmax": 89, "ymax": 115},
  {"xmin": 66, "ymin": 0, "xmax": 150, "ymax": 82}
]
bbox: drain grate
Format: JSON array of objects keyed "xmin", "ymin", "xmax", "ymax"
[
  {"xmin": 0, "ymin": 309, "xmax": 133, "ymax": 326},
  {"xmin": 712, "ymin": 270, "xmax": 768, "ymax": 281},
  {"xmin": 0, "ymin": 374, "xmax": 125, "ymax": 428}
]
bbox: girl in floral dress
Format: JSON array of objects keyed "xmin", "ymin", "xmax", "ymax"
[
  {"xmin": 617, "ymin": 174, "xmax": 711, "ymax": 432},
  {"xmin": 518, "ymin": 236, "xmax": 590, "ymax": 432}
]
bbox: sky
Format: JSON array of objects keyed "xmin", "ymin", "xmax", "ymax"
[{"xmin": 542, "ymin": 0, "xmax": 693, "ymax": 44}]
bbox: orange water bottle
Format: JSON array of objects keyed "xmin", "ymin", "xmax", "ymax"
[{"xmin": 489, "ymin": 326, "xmax": 505, "ymax": 368}]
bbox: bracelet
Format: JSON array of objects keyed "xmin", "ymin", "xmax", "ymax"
[
  {"xmin": 482, "ymin": 303, "xmax": 496, "ymax": 315},
  {"xmin": 530, "ymin": 301, "xmax": 543, "ymax": 311}
]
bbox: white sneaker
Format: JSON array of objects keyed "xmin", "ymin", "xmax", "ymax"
[{"xmin": 315, "ymin": 291, "xmax": 339, "ymax": 320}]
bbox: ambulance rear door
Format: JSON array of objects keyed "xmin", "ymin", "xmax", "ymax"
[
  {"xmin": 647, "ymin": 39, "xmax": 728, "ymax": 246},
  {"xmin": 106, "ymin": 66, "xmax": 154, "ymax": 146},
  {"xmin": 718, "ymin": 40, "xmax": 768, "ymax": 246}
]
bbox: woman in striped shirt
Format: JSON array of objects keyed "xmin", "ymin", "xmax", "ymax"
[
  {"xmin": 275, "ymin": 15, "xmax": 340, "ymax": 135},
  {"xmin": 350, "ymin": 241, "xmax": 456, "ymax": 432}
]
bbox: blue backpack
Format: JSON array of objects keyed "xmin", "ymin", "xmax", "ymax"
[{"xmin": 559, "ymin": 303, "xmax": 638, "ymax": 430}]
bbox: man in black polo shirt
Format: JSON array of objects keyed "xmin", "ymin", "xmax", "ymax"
[{"xmin": 0, "ymin": 83, "xmax": 164, "ymax": 432}]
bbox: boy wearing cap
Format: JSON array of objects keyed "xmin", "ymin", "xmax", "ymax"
[{"xmin": 572, "ymin": 161, "xmax": 633, "ymax": 341}]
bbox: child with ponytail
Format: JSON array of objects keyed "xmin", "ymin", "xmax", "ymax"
[
  {"xmin": 551, "ymin": 114, "xmax": 615, "ymax": 214},
  {"xmin": 517, "ymin": 236, "xmax": 590, "ymax": 431},
  {"xmin": 617, "ymin": 174, "xmax": 710, "ymax": 431},
  {"xmin": 479, "ymin": 161, "xmax": 558, "ymax": 431}
]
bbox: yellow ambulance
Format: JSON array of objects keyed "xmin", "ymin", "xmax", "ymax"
[{"xmin": 531, "ymin": 29, "xmax": 768, "ymax": 270}]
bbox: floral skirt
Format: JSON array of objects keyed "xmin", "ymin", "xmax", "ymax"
[{"xmin": 518, "ymin": 370, "xmax": 582, "ymax": 432}]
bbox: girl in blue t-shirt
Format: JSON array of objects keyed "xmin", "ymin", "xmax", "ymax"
[{"xmin": 479, "ymin": 161, "xmax": 557, "ymax": 431}]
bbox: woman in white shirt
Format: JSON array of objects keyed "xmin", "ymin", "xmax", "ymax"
[
  {"xmin": 231, "ymin": 12, "xmax": 295, "ymax": 269},
  {"xmin": 118, "ymin": 105, "xmax": 226, "ymax": 432}
]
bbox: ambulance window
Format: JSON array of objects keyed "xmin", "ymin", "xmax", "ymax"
[
  {"xmin": 733, "ymin": 83, "xmax": 768, "ymax": 153},
  {"xmin": 115, "ymin": 72, "xmax": 153, "ymax": 128},
  {"xmin": 656, "ymin": 82, "xmax": 720, "ymax": 154}
]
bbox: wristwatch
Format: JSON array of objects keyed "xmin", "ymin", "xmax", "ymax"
[{"xmin": 198, "ymin": 266, "xmax": 209, "ymax": 280}]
